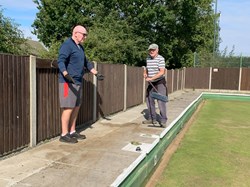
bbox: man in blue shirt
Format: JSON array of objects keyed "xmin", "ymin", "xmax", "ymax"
[{"xmin": 58, "ymin": 25, "xmax": 104, "ymax": 143}]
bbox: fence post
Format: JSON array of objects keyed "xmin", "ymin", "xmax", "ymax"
[
  {"xmin": 209, "ymin": 67, "xmax": 212, "ymax": 90},
  {"xmin": 177, "ymin": 69, "xmax": 179, "ymax": 90},
  {"xmin": 123, "ymin": 64, "xmax": 127, "ymax": 111},
  {"xmin": 172, "ymin": 69, "xmax": 174, "ymax": 93},
  {"xmin": 29, "ymin": 55, "xmax": 37, "ymax": 147},
  {"xmin": 238, "ymin": 67, "xmax": 242, "ymax": 91},
  {"xmin": 183, "ymin": 67, "xmax": 186, "ymax": 90},
  {"xmin": 93, "ymin": 61, "xmax": 97, "ymax": 122}
]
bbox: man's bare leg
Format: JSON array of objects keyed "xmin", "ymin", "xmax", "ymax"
[
  {"xmin": 61, "ymin": 108, "xmax": 73, "ymax": 135},
  {"xmin": 69, "ymin": 106, "xmax": 80, "ymax": 133},
  {"xmin": 60, "ymin": 107, "xmax": 78, "ymax": 143}
]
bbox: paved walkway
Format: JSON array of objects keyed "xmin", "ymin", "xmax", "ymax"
[{"xmin": 0, "ymin": 90, "xmax": 202, "ymax": 187}]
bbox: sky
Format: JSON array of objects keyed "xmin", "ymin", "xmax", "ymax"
[
  {"xmin": 218, "ymin": 0, "xmax": 250, "ymax": 56},
  {"xmin": 0, "ymin": 0, "xmax": 249, "ymax": 56}
]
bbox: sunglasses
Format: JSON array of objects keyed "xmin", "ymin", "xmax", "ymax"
[{"xmin": 77, "ymin": 32, "xmax": 88, "ymax": 37}]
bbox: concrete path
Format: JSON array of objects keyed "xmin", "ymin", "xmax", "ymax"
[{"xmin": 0, "ymin": 90, "xmax": 202, "ymax": 187}]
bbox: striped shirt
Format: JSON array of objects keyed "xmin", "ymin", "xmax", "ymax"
[{"xmin": 146, "ymin": 54, "xmax": 165, "ymax": 82}]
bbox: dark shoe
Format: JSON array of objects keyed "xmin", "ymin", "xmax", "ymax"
[
  {"xmin": 159, "ymin": 121, "xmax": 167, "ymax": 128},
  {"xmin": 142, "ymin": 119, "xmax": 158, "ymax": 125},
  {"xmin": 70, "ymin": 132, "xmax": 86, "ymax": 140},
  {"xmin": 59, "ymin": 133, "xmax": 78, "ymax": 143}
]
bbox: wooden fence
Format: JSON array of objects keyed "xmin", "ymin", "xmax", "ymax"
[
  {"xmin": 0, "ymin": 55, "xmax": 30, "ymax": 155},
  {"xmin": 1, "ymin": 54, "xmax": 250, "ymax": 157},
  {"xmin": 184, "ymin": 67, "xmax": 250, "ymax": 91}
]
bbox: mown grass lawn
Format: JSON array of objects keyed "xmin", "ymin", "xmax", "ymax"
[{"xmin": 156, "ymin": 100, "xmax": 250, "ymax": 187}]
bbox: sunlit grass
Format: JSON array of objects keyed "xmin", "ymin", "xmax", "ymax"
[{"xmin": 156, "ymin": 100, "xmax": 250, "ymax": 187}]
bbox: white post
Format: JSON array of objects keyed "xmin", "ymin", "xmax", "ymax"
[
  {"xmin": 239, "ymin": 54, "xmax": 243, "ymax": 91},
  {"xmin": 209, "ymin": 67, "xmax": 212, "ymax": 90},
  {"xmin": 183, "ymin": 67, "xmax": 186, "ymax": 90},
  {"xmin": 172, "ymin": 69, "xmax": 174, "ymax": 93},
  {"xmin": 177, "ymin": 69, "xmax": 179, "ymax": 90},
  {"xmin": 93, "ymin": 61, "xmax": 97, "ymax": 122},
  {"xmin": 123, "ymin": 64, "xmax": 127, "ymax": 111},
  {"xmin": 238, "ymin": 67, "xmax": 242, "ymax": 91},
  {"xmin": 29, "ymin": 55, "xmax": 37, "ymax": 147}
]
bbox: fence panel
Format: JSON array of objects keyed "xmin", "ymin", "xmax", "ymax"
[
  {"xmin": 127, "ymin": 66, "xmax": 144, "ymax": 108},
  {"xmin": 166, "ymin": 70, "xmax": 173, "ymax": 94},
  {"xmin": 211, "ymin": 67, "xmax": 239, "ymax": 90},
  {"xmin": 240, "ymin": 68, "xmax": 250, "ymax": 91},
  {"xmin": 0, "ymin": 54, "xmax": 30, "ymax": 156},
  {"xmin": 36, "ymin": 58, "xmax": 61, "ymax": 142},
  {"xmin": 77, "ymin": 73, "xmax": 94, "ymax": 126},
  {"xmin": 177, "ymin": 69, "xmax": 183, "ymax": 90},
  {"xmin": 173, "ymin": 69, "xmax": 178, "ymax": 92},
  {"xmin": 185, "ymin": 68, "xmax": 210, "ymax": 89},
  {"xmin": 97, "ymin": 63, "xmax": 125, "ymax": 117}
]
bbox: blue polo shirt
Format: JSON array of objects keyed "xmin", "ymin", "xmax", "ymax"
[{"xmin": 57, "ymin": 38, "xmax": 94, "ymax": 85}]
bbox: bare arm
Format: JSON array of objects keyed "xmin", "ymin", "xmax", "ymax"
[{"xmin": 143, "ymin": 66, "xmax": 148, "ymax": 78}]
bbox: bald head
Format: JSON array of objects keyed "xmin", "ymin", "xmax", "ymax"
[
  {"xmin": 72, "ymin": 25, "xmax": 86, "ymax": 35},
  {"xmin": 72, "ymin": 25, "xmax": 88, "ymax": 44}
]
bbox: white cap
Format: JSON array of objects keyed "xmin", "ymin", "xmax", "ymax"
[{"xmin": 148, "ymin": 43, "xmax": 158, "ymax": 50}]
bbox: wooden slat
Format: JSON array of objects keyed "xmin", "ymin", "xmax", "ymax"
[
  {"xmin": 5, "ymin": 55, "xmax": 11, "ymax": 153},
  {"xmin": 0, "ymin": 55, "xmax": 4, "ymax": 154}
]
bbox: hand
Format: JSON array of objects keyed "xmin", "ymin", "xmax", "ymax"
[
  {"xmin": 95, "ymin": 73, "xmax": 104, "ymax": 81},
  {"xmin": 65, "ymin": 74, "xmax": 76, "ymax": 84}
]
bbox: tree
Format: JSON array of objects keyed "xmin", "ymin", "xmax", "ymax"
[
  {"xmin": 84, "ymin": 11, "xmax": 147, "ymax": 66},
  {"xmin": 32, "ymin": 0, "xmax": 217, "ymax": 68},
  {"xmin": 32, "ymin": 0, "xmax": 96, "ymax": 48},
  {"xmin": 32, "ymin": 0, "xmax": 148, "ymax": 65},
  {"xmin": 0, "ymin": 8, "xmax": 28, "ymax": 55},
  {"xmin": 170, "ymin": 0, "xmax": 217, "ymax": 68}
]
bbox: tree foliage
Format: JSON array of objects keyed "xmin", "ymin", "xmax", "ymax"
[
  {"xmin": 32, "ymin": 0, "xmax": 218, "ymax": 69},
  {"xmin": 84, "ymin": 11, "xmax": 147, "ymax": 65},
  {"xmin": 0, "ymin": 8, "xmax": 28, "ymax": 55}
]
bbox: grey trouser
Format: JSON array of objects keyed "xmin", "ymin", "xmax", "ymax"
[
  {"xmin": 59, "ymin": 83, "xmax": 82, "ymax": 108},
  {"xmin": 146, "ymin": 83, "xmax": 167, "ymax": 123}
]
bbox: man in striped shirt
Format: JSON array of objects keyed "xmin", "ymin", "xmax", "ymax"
[{"xmin": 143, "ymin": 44, "xmax": 168, "ymax": 127}]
